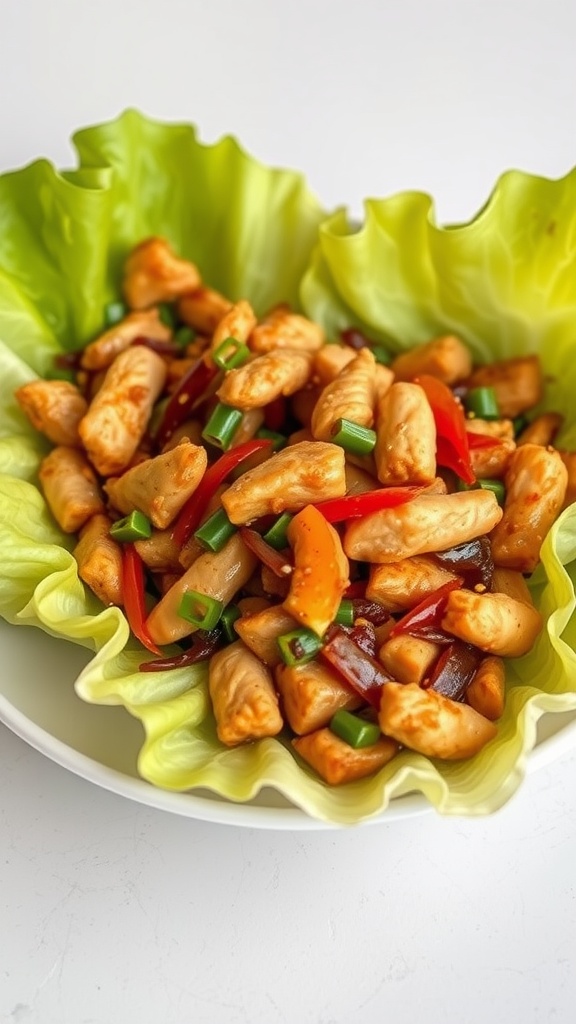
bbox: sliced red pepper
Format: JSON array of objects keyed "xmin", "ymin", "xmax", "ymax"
[
  {"xmin": 389, "ymin": 577, "xmax": 463, "ymax": 643},
  {"xmin": 314, "ymin": 486, "xmax": 424, "ymax": 524},
  {"xmin": 155, "ymin": 356, "xmax": 218, "ymax": 448},
  {"xmin": 321, "ymin": 626, "xmax": 393, "ymax": 708},
  {"xmin": 427, "ymin": 641, "xmax": 483, "ymax": 701},
  {"xmin": 350, "ymin": 598, "xmax": 390, "ymax": 627},
  {"xmin": 466, "ymin": 431, "xmax": 502, "ymax": 450},
  {"xmin": 171, "ymin": 438, "xmax": 274, "ymax": 547},
  {"xmin": 239, "ymin": 527, "xmax": 293, "ymax": 578},
  {"xmin": 430, "ymin": 536, "xmax": 494, "ymax": 590},
  {"xmin": 139, "ymin": 629, "xmax": 222, "ymax": 671},
  {"xmin": 415, "ymin": 374, "xmax": 476, "ymax": 485},
  {"xmin": 122, "ymin": 544, "xmax": 162, "ymax": 655}
]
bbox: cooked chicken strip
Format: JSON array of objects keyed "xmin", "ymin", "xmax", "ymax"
[
  {"xmin": 374, "ymin": 381, "xmax": 437, "ymax": 485},
  {"xmin": 313, "ymin": 345, "xmax": 356, "ymax": 385},
  {"xmin": 249, "ymin": 306, "xmax": 325, "ymax": 354},
  {"xmin": 490, "ymin": 444, "xmax": 568, "ymax": 572},
  {"xmin": 177, "ymin": 286, "xmax": 232, "ymax": 335},
  {"xmin": 311, "ymin": 348, "xmax": 377, "ymax": 442},
  {"xmin": 390, "ymin": 335, "xmax": 472, "ymax": 385},
  {"xmin": 73, "ymin": 513, "xmax": 123, "ymax": 606},
  {"xmin": 275, "ymin": 660, "xmax": 361, "ymax": 734},
  {"xmin": 211, "ymin": 299, "xmax": 257, "ymax": 355},
  {"xmin": 366, "ymin": 556, "xmax": 457, "ymax": 612},
  {"xmin": 469, "ymin": 437, "xmax": 515, "ymax": 480},
  {"xmin": 79, "ymin": 346, "xmax": 167, "ymax": 476},
  {"xmin": 123, "ymin": 237, "xmax": 201, "ymax": 309},
  {"xmin": 466, "ymin": 656, "xmax": 505, "ymax": 721},
  {"xmin": 104, "ymin": 440, "xmax": 207, "ymax": 529},
  {"xmin": 559, "ymin": 450, "xmax": 576, "ymax": 510},
  {"xmin": 345, "ymin": 490, "xmax": 502, "ymax": 563},
  {"xmin": 217, "ymin": 349, "xmax": 314, "ymax": 410},
  {"xmin": 221, "ymin": 441, "xmax": 346, "ymax": 524},
  {"xmin": 15, "ymin": 379, "xmax": 87, "ymax": 446},
  {"xmin": 209, "ymin": 640, "xmax": 283, "ymax": 747},
  {"xmin": 146, "ymin": 534, "xmax": 257, "ymax": 645},
  {"xmin": 293, "ymin": 729, "xmax": 398, "ymax": 785},
  {"xmin": 516, "ymin": 412, "xmax": 563, "ymax": 447},
  {"xmin": 134, "ymin": 527, "xmax": 183, "ymax": 573},
  {"xmin": 378, "ymin": 635, "xmax": 440, "ymax": 685},
  {"xmin": 39, "ymin": 446, "xmax": 105, "ymax": 533},
  {"xmin": 234, "ymin": 604, "xmax": 299, "ymax": 667},
  {"xmin": 441, "ymin": 590, "xmax": 542, "ymax": 657},
  {"xmin": 465, "ymin": 417, "xmax": 515, "ymax": 441},
  {"xmin": 80, "ymin": 308, "xmax": 172, "ymax": 371},
  {"xmin": 491, "ymin": 567, "xmax": 534, "ymax": 606},
  {"xmin": 465, "ymin": 355, "xmax": 543, "ymax": 418},
  {"xmin": 379, "ymin": 682, "xmax": 496, "ymax": 760}
]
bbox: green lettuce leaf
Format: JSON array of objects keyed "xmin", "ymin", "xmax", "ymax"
[{"xmin": 2, "ymin": 115, "xmax": 576, "ymax": 824}]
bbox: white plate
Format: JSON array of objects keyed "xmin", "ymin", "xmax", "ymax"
[{"xmin": 2, "ymin": 618, "xmax": 576, "ymax": 829}]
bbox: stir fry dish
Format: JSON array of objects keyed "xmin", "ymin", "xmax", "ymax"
[{"xmin": 15, "ymin": 237, "xmax": 575, "ymax": 787}]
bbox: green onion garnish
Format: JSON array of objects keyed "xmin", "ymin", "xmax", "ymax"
[
  {"xmin": 109, "ymin": 510, "xmax": 152, "ymax": 543},
  {"xmin": 174, "ymin": 325, "xmax": 195, "ymax": 347},
  {"xmin": 512, "ymin": 414, "xmax": 529, "ymax": 436},
  {"xmin": 331, "ymin": 418, "xmax": 377, "ymax": 455},
  {"xmin": 220, "ymin": 604, "xmax": 241, "ymax": 643},
  {"xmin": 477, "ymin": 478, "xmax": 506, "ymax": 505},
  {"xmin": 104, "ymin": 300, "xmax": 128, "ymax": 328},
  {"xmin": 465, "ymin": 386, "xmax": 500, "ymax": 420},
  {"xmin": 262, "ymin": 513, "xmax": 293, "ymax": 551},
  {"xmin": 213, "ymin": 336, "xmax": 251, "ymax": 370},
  {"xmin": 277, "ymin": 628, "xmax": 323, "ymax": 667},
  {"xmin": 194, "ymin": 508, "xmax": 237, "ymax": 552},
  {"xmin": 178, "ymin": 591, "xmax": 224, "ymax": 631},
  {"xmin": 330, "ymin": 710, "xmax": 381, "ymax": 749},
  {"xmin": 158, "ymin": 302, "xmax": 177, "ymax": 329},
  {"xmin": 255, "ymin": 428, "xmax": 287, "ymax": 451},
  {"xmin": 334, "ymin": 599, "xmax": 355, "ymax": 627},
  {"xmin": 202, "ymin": 403, "xmax": 244, "ymax": 450},
  {"xmin": 372, "ymin": 345, "xmax": 392, "ymax": 366}
]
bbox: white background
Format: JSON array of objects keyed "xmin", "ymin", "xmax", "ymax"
[{"xmin": 1, "ymin": 1, "xmax": 576, "ymax": 1021}]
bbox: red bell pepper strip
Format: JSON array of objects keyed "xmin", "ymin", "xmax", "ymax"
[
  {"xmin": 139, "ymin": 629, "xmax": 222, "ymax": 672},
  {"xmin": 239, "ymin": 527, "xmax": 293, "ymax": 578},
  {"xmin": 122, "ymin": 544, "xmax": 162, "ymax": 655},
  {"xmin": 415, "ymin": 374, "xmax": 476, "ymax": 485},
  {"xmin": 350, "ymin": 598, "xmax": 390, "ymax": 627},
  {"xmin": 314, "ymin": 486, "xmax": 424, "ymax": 524},
  {"xmin": 466, "ymin": 431, "xmax": 502, "ymax": 450},
  {"xmin": 427, "ymin": 641, "xmax": 483, "ymax": 701},
  {"xmin": 389, "ymin": 577, "xmax": 463, "ymax": 643},
  {"xmin": 171, "ymin": 438, "xmax": 274, "ymax": 547},
  {"xmin": 155, "ymin": 356, "xmax": 218, "ymax": 448},
  {"xmin": 321, "ymin": 627, "xmax": 393, "ymax": 708}
]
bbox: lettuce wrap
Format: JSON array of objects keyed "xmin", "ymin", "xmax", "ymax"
[{"xmin": 1, "ymin": 110, "xmax": 576, "ymax": 824}]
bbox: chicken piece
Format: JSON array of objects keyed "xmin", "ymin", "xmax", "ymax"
[
  {"xmin": 221, "ymin": 441, "xmax": 346, "ymax": 525},
  {"xmin": 469, "ymin": 437, "xmax": 515, "ymax": 480},
  {"xmin": 275, "ymin": 660, "xmax": 361, "ymax": 734},
  {"xmin": 379, "ymin": 682, "xmax": 496, "ymax": 760},
  {"xmin": 155, "ymin": 572, "xmax": 183, "ymax": 596},
  {"xmin": 80, "ymin": 308, "xmax": 172, "ymax": 371},
  {"xmin": 465, "ymin": 355, "xmax": 543, "ymax": 418},
  {"xmin": 160, "ymin": 419, "xmax": 204, "ymax": 452},
  {"xmin": 465, "ymin": 417, "xmax": 515, "ymax": 440},
  {"xmin": 365, "ymin": 556, "xmax": 456, "ymax": 612},
  {"xmin": 559, "ymin": 451, "xmax": 576, "ymax": 510},
  {"xmin": 291, "ymin": 386, "xmax": 322, "ymax": 428},
  {"xmin": 134, "ymin": 528, "xmax": 183, "ymax": 573},
  {"xmin": 146, "ymin": 534, "xmax": 257, "ymax": 645},
  {"xmin": 466, "ymin": 656, "xmax": 506, "ymax": 721},
  {"xmin": 313, "ymin": 344, "xmax": 355, "ymax": 386},
  {"xmin": 122, "ymin": 237, "xmax": 201, "ymax": 309},
  {"xmin": 217, "ymin": 349, "xmax": 314, "ymax": 410},
  {"xmin": 374, "ymin": 381, "xmax": 437, "ymax": 485},
  {"xmin": 211, "ymin": 299, "xmax": 257, "ymax": 355},
  {"xmin": 234, "ymin": 604, "xmax": 299, "ymax": 667},
  {"xmin": 73, "ymin": 513, "xmax": 123, "ymax": 606},
  {"xmin": 236, "ymin": 596, "xmax": 270, "ymax": 617},
  {"xmin": 293, "ymin": 728, "xmax": 398, "ymax": 785},
  {"xmin": 311, "ymin": 348, "xmax": 377, "ymax": 442},
  {"xmin": 378, "ymin": 635, "xmax": 440, "ymax": 685},
  {"xmin": 39, "ymin": 446, "xmax": 105, "ymax": 533},
  {"xmin": 374, "ymin": 364, "xmax": 395, "ymax": 402},
  {"xmin": 390, "ymin": 335, "xmax": 472, "ymax": 385},
  {"xmin": 261, "ymin": 563, "xmax": 291, "ymax": 599},
  {"xmin": 516, "ymin": 412, "xmax": 563, "ymax": 447},
  {"xmin": 79, "ymin": 346, "xmax": 167, "ymax": 477},
  {"xmin": 177, "ymin": 287, "xmax": 232, "ymax": 335},
  {"xmin": 491, "ymin": 567, "xmax": 534, "ymax": 606},
  {"xmin": 441, "ymin": 590, "xmax": 542, "ymax": 657},
  {"xmin": 345, "ymin": 490, "xmax": 502, "ymax": 564},
  {"xmin": 208, "ymin": 640, "xmax": 283, "ymax": 747},
  {"xmin": 105, "ymin": 441, "xmax": 207, "ymax": 530},
  {"xmin": 344, "ymin": 463, "xmax": 380, "ymax": 495},
  {"xmin": 490, "ymin": 444, "xmax": 568, "ymax": 572},
  {"xmin": 229, "ymin": 409, "xmax": 266, "ymax": 449},
  {"xmin": 249, "ymin": 305, "xmax": 325, "ymax": 354},
  {"xmin": 15, "ymin": 379, "xmax": 88, "ymax": 447}
]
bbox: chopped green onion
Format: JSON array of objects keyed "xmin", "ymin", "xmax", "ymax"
[
  {"xmin": 220, "ymin": 604, "xmax": 241, "ymax": 643},
  {"xmin": 109, "ymin": 510, "xmax": 152, "ymax": 543},
  {"xmin": 512, "ymin": 414, "xmax": 529, "ymax": 436},
  {"xmin": 158, "ymin": 302, "xmax": 177, "ymax": 329},
  {"xmin": 202, "ymin": 403, "xmax": 244, "ymax": 450},
  {"xmin": 464, "ymin": 386, "xmax": 500, "ymax": 420},
  {"xmin": 371, "ymin": 345, "xmax": 392, "ymax": 366},
  {"xmin": 174, "ymin": 325, "xmax": 195, "ymax": 347},
  {"xmin": 477, "ymin": 478, "xmax": 506, "ymax": 505},
  {"xmin": 194, "ymin": 507, "xmax": 237, "ymax": 552},
  {"xmin": 178, "ymin": 590, "xmax": 224, "ymax": 631},
  {"xmin": 330, "ymin": 709, "xmax": 382, "ymax": 749},
  {"xmin": 262, "ymin": 513, "xmax": 293, "ymax": 550},
  {"xmin": 334, "ymin": 598, "xmax": 355, "ymax": 627},
  {"xmin": 256, "ymin": 427, "xmax": 286, "ymax": 451},
  {"xmin": 277, "ymin": 628, "xmax": 323, "ymax": 667},
  {"xmin": 213, "ymin": 336, "xmax": 251, "ymax": 370},
  {"xmin": 104, "ymin": 300, "xmax": 128, "ymax": 327},
  {"xmin": 330, "ymin": 418, "xmax": 377, "ymax": 455}
]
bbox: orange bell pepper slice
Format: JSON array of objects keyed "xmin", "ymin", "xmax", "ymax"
[{"xmin": 283, "ymin": 504, "xmax": 350, "ymax": 637}]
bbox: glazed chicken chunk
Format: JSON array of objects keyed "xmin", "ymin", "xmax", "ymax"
[
  {"xmin": 209, "ymin": 640, "xmax": 283, "ymax": 746},
  {"xmin": 15, "ymin": 379, "xmax": 88, "ymax": 447}
]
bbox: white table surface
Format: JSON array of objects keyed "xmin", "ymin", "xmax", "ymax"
[{"xmin": 2, "ymin": 1, "xmax": 576, "ymax": 1021}]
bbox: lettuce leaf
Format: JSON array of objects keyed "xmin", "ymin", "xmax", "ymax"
[{"xmin": 1, "ymin": 115, "xmax": 576, "ymax": 824}]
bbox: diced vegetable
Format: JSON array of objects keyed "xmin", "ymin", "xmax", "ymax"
[
  {"xmin": 334, "ymin": 599, "xmax": 355, "ymax": 627},
  {"xmin": 321, "ymin": 627, "xmax": 392, "ymax": 708},
  {"xmin": 194, "ymin": 507, "xmax": 238, "ymax": 552},
  {"xmin": 390, "ymin": 578, "xmax": 464, "ymax": 642},
  {"xmin": 314, "ymin": 486, "xmax": 423, "ymax": 524},
  {"xmin": 139, "ymin": 629, "xmax": 223, "ymax": 671},
  {"xmin": 104, "ymin": 300, "xmax": 128, "ymax": 327},
  {"xmin": 178, "ymin": 591, "xmax": 224, "ymax": 631},
  {"xmin": 416, "ymin": 374, "xmax": 475, "ymax": 484},
  {"xmin": 277, "ymin": 628, "xmax": 324, "ymax": 666},
  {"xmin": 464, "ymin": 386, "xmax": 500, "ymax": 420},
  {"xmin": 213, "ymin": 336, "xmax": 251, "ymax": 370},
  {"xmin": 110, "ymin": 510, "xmax": 152, "ymax": 543},
  {"xmin": 428, "ymin": 641, "xmax": 483, "ymax": 701},
  {"xmin": 330, "ymin": 418, "xmax": 377, "ymax": 455},
  {"xmin": 220, "ymin": 604, "xmax": 242, "ymax": 643},
  {"xmin": 283, "ymin": 504, "xmax": 349, "ymax": 636},
  {"xmin": 122, "ymin": 543, "xmax": 162, "ymax": 655},
  {"xmin": 155, "ymin": 357, "xmax": 218, "ymax": 448},
  {"xmin": 202, "ymin": 402, "xmax": 244, "ymax": 450},
  {"xmin": 262, "ymin": 512, "xmax": 293, "ymax": 550},
  {"xmin": 239, "ymin": 526, "xmax": 293, "ymax": 578},
  {"xmin": 330, "ymin": 709, "xmax": 381, "ymax": 748}
]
